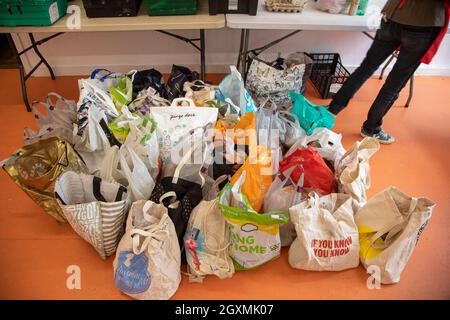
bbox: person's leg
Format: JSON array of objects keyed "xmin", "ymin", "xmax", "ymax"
[
  {"xmin": 328, "ymin": 20, "xmax": 400, "ymax": 115},
  {"xmin": 362, "ymin": 26, "xmax": 441, "ymax": 135}
]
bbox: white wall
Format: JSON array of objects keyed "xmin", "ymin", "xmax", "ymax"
[{"xmin": 13, "ymin": 27, "xmax": 450, "ymax": 77}]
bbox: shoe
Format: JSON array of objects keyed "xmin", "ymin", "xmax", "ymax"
[{"xmin": 360, "ymin": 128, "xmax": 395, "ymax": 144}]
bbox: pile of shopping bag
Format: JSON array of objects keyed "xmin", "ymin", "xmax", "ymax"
[{"xmin": 1, "ymin": 61, "xmax": 435, "ymax": 299}]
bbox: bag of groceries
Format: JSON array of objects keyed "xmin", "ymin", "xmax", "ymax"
[
  {"xmin": 219, "ymin": 172, "xmax": 288, "ymax": 270},
  {"xmin": 355, "ymin": 187, "xmax": 435, "ymax": 284},
  {"xmin": 55, "ymin": 171, "xmax": 128, "ymax": 259},
  {"xmin": 113, "ymin": 200, "xmax": 181, "ymax": 300},
  {"xmin": 1, "ymin": 137, "xmax": 88, "ymax": 223},
  {"xmin": 289, "ymin": 192, "xmax": 360, "ymax": 271},
  {"xmin": 184, "ymin": 175, "xmax": 234, "ymax": 282}
]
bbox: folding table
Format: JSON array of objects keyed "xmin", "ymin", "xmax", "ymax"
[
  {"xmin": 227, "ymin": 0, "xmax": 421, "ymax": 107},
  {"xmin": 0, "ymin": 0, "xmax": 225, "ymax": 111}
]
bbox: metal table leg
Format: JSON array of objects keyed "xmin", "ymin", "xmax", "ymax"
[
  {"xmin": 7, "ymin": 33, "xmax": 30, "ymax": 112},
  {"xmin": 200, "ymin": 29, "xmax": 206, "ymax": 81},
  {"xmin": 236, "ymin": 29, "xmax": 245, "ymax": 70}
]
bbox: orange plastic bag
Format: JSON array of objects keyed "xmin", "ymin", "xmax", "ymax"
[
  {"xmin": 215, "ymin": 112, "xmax": 256, "ymax": 145},
  {"xmin": 230, "ymin": 145, "xmax": 273, "ymax": 213}
]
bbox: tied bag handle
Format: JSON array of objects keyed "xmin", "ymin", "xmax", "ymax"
[
  {"xmin": 369, "ymin": 197, "xmax": 419, "ymax": 250},
  {"xmin": 90, "ymin": 68, "xmax": 116, "ymax": 82}
]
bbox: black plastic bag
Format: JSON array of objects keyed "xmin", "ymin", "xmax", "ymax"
[
  {"xmin": 164, "ymin": 65, "xmax": 199, "ymax": 101},
  {"xmin": 132, "ymin": 68, "xmax": 166, "ymax": 99}
]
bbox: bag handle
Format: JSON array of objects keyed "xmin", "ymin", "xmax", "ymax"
[
  {"xmin": 81, "ymin": 79, "xmax": 119, "ymax": 117},
  {"xmin": 172, "ymin": 138, "xmax": 205, "ymax": 186},
  {"xmin": 369, "ymin": 197, "xmax": 419, "ymax": 249},
  {"xmin": 292, "ymin": 165, "xmax": 305, "ymax": 205},
  {"xmin": 171, "ymin": 98, "xmax": 196, "ymax": 107},
  {"xmin": 90, "ymin": 68, "xmax": 115, "ymax": 82}
]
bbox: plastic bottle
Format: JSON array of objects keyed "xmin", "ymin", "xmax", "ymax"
[{"xmin": 357, "ymin": 0, "xmax": 369, "ymax": 16}]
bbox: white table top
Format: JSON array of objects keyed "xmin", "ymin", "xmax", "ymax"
[
  {"xmin": 0, "ymin": 0, "xmax": 225, "ymax": 33},
  {"xmin": 227, "ymin": 0, "xmax": 388, "ymax": 31}
]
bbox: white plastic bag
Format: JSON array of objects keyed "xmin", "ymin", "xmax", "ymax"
[
  {"xmin": 118, "ymin": 145, "xmax": 155, "ymax": 202},
  {"xmin": 355, "ymin": 187, "xmax": 435, "ymax": 284},
  {"xmin": 278, "ymin": 111, "xmax": 306, "ymax": 148},
  {"xmin": 316, "ymin": 0, "xmax": 348, "ymax": 14},
  {"xmin": 289, "ymin": 192, "xmax": 360, "ymax": 271},
  {"xmin": 218, "ymin": 66, "xmax": 257, "ymax": 115},
  {"xmin": 264, "ymin": 167, "xmax": 304, "ymax": 247}
]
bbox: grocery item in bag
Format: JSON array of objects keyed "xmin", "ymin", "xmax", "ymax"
[
  {"xmin": 55, "ymin": 171, "xmax": 128, "ymax": 259},
  {"xmin": 1, "ymin": 137, "xmax": 88, "ymax": 223},
  {"xmin": 219, "ymin": 173, "xmax": 288, "ymax": 270},
  {"xmin": 184, "ymin": 80, "xmax": 217, "ymax": 107},
  {"xmin": 289, "ymin": 193, "xmax": 360, "ymax": 271},
  {"xmin": 279, "ymin": 146, "xmax": 337, "ymax": 196},
  {"xmin": 355, "ymin": 187, "xmax": 435, "ymax": 284},
  {"xmin": 218, "ymin": 66, "xmax": 257, "ymax": 115},
  {"xmin": 230, "ymin": 145, "xmax": 273, "ymax": 213},
  {"xmin": 316, "ymin": 0, "xmax": 347, "ymax": 14},
  {"xmin": 184, "ymin": 176, "xmax": 234, "ymax": 282},
  {"xmin": 335, "ymin": 137, "xmax": 379, "ymax": 211},
  {"xmin": 114, "ymin": 200, "xmax": 181, "ymax": 300},
  {"xmin": 290, "ymin": 91, "xmax": 335, "ymax": 135}
]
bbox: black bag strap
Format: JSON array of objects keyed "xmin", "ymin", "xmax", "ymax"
[
  {"xmin": 92, "ymin": 176, "xmax": 107, "ymax": 202},
  {"xmin": 115, "ymin": 186, "xmax": 127, "ymax": 202}
]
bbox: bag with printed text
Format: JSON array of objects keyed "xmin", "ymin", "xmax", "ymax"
[
  {"xmin": 289, "ymin": 192, "xmax": 360, "ymax": 271},
  {"xmin": 219, "ymin": 172, "xmax": 288, "ymax": 270},
  {"xmin": 55, "ymin": 171, "xmax": 128, "ymax": 259}
]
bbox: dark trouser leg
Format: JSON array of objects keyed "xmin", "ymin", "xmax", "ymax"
[
  {"xmin": 328, "ymin": 21, "xmax": 400, "ymax": 115},
  {"xmin": 362, "ymin": 26, "xmax": 441, "ymax": 133}
]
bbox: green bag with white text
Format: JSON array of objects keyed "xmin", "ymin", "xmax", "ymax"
[{"xmin": 219, "ymin": 172, "xmax": 288, "ymax": 270}]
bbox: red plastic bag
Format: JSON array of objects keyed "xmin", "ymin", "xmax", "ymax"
[{"xmin": 279, "ymin": 146, "xmax": 336, "ymax": 195}]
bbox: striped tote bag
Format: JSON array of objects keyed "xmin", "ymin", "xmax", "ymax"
[{"xmin": 55, "ymin": 171, "xmax": 129, "ymax": 259}]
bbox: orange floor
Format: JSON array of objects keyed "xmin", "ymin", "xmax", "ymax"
[{"xmin": 0, "ymin": 69, "xmax": 449, "ymax": 300}]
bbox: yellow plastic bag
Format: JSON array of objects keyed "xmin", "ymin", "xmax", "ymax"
[{"xmin": 230, "ymin": 145, "xmax": 273, "ymax": 213}]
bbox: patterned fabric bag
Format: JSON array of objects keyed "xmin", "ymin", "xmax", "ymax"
[
  {"xmin": 55, "ymin": 171, "xmax": 128, "ymax": 259},
  {"xmin": 246, "ymin": 52, "xmax": 313, "ymax": 108}
]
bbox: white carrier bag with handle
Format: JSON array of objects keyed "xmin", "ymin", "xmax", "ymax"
[
  {"xmin": 149, "ymin": 98, "xmax": 218, "ymax": 166},
  {"xmin": 355, "ymin": 187, "xmax": 435, "ymax": 284},
  {"xmin": 289, "ymin": 192, "xmax": 360, "ymax": 271},
  {"xmin": 24, "ymin": 93, "xmax": 77, "ymax": 145},
  {"xmin": 55, "ymin": 171, "xmax": 128, "ymax": 259},
  {"xmin": 278, "ymin": 111, "xmax": 306, "ymax": 148},
  {"xmin": 335, "ymin": 137, "xmax": 379, "ymax": 211},
  {"xmin": 264, "ymin": 166, "xmax": 305, "ymax": 247},
  {"xmin": 113, "ymin": 200, "xmax": 181, "ymax": 300},
  {"xmin": 184, "ymin": 175, "xmax": 234, "ymax": 283}
]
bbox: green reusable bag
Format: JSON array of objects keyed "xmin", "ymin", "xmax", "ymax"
[
  {"xmin": 110, "ymin": 74, "xmax": 134, "ymax": 109},
  {"xmin": 145, "ymin": 0, "xmax": 198, "ymax": 16},
  {"xmin": 290, "ymin": 91, "xmax": 335, "ymax": 135},
  {"xmin": 218, "ymin": 173, "xmax": 288, "ymax": 271}
]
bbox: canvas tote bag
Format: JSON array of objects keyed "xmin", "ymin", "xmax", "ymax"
[
  {"xmin": 55, "ymin": 171, "xmax": 128, "ymax": 259},
  {"xmin": 355, "ymin": 187, "xmax": 435, "ymax": 284},
  {"xmin": 335, "ymin": 137, "xmax": 379, "ymax": 211},
  {"xmin": 114, "ymin": 200, "xmax": 181, "ymax": 300},
  {"xmin": 288, "ymin": 193, "xmax": 360, "ymax": 271},
  {"xmin": 184, "ymin": 176, "xmax": 234, "ymax": 283}
]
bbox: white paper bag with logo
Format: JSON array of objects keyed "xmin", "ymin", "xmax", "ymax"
[
  {"xmin": 264, "ymin": 166, "xmax": 305, "ymax": 247},
  {"xmin": 288, "ymin": 193, "xmax": 360, "ymax": 271},
  {"xmin": 113, "ymin": 200, "xmax": 181, "ymax": 300},
  {"xmin": 184, "ymin": 175, "xmax": 234, "ymax": 283},
  {"xmin": 117, "ymin": 145, "xmax": 155, "ymax": 202},
  {"xmin": 355, "ymin": 187, "xmax": 435, "ymax": 284},
  {"xmin": 335, "ymin": 137, "xmax": 380, "ymax": 211},
  {"xmin": 55, "ymin": 171, "xmax": 128, "ymax": 259},
  {"xmin": 149, "ymin": 100, "xmax": 218, "ymax": 166}
]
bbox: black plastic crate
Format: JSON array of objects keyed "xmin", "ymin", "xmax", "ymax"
[
  {"xmin": 82, "ymin": 0, "xmax": 143, "ymax": 18},
  {"xmin": 307, "ymin": 53, "xmax": 350, "ymax": 99},
  {"xmin": 209, "ymin": 0, "xmax": 258, "ymax": 15}
]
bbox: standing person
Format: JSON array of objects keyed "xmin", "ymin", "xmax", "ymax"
[{"xmin": 328, "ymin": 0, "xmax": 450, "ymax": 144}]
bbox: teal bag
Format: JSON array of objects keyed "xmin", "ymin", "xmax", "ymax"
[{"xmin": 290, "ymin": 91, "xmax": 335, "ymax": 135}]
